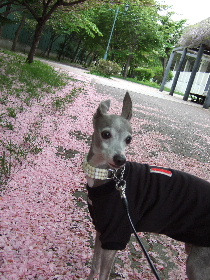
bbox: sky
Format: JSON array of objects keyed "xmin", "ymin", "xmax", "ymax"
[{"xmin": 161, "ymin": 0, "xmax": 209, "ymax": 25}]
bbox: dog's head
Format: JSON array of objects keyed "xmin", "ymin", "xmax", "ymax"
[{"xmin": 91, "ymin": 92, "xmax": 132, "ymax": 169}]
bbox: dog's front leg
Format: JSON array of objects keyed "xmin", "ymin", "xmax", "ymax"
[
  {"xmin": 99, "ymin": 247, "xmax": 117, "ymax": 280},
  {"xmin": 88, "ymin": 231, "xmax": 102, "ymax": 279},
  {"xmin": 88, "ymin": 231, "xmax": 117, "ymax": 280}
]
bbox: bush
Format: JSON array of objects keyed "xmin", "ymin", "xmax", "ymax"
[
  {"xmin": 133, "ymin": 67, "xmax": 154, "ymax": 81},
  {"xmin": 152, "ymin": 66, "xmax": 173, "ymax": 85},
  {"xmin": 90, "ymin": 59, "xmax": 121, "ymax": 78}
]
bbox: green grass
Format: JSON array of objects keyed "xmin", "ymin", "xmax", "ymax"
[
  {"xmin": 89, "ymin": 70, "xmax": 112, "ymax": 78},
  {"xmin": 52, "ymin": 87, "xmax": 82, "ymax": 111},
  {"xmin": 7, "ymin": 107, "xmax": 17, "ymax": 118},
  {"xmin": 0, "ymin": 50, "xmax": 73, "ymax": 189},
  {"xmin": 0, "ymin": 151, "xmax": 12, "ymax": 188},
  {"xmin": 90, "ymin": 71, "xmax": 165, "ymax": 90},
  {"xmin": 0, "ymin": 50, "xmax": 68, "ymax": 105},
  {"xmin": 124, "ymin": 77, "xmax": 161, "ymax": 89},
  {"xmin": 113, "ymin": 75, "xmax": 184, "ymax": 96},
  {"xmin": 164, "ymin": 87, "xmax": 184, "ymax": 96}
]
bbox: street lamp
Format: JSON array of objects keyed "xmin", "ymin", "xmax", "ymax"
[{"xmin": 104, "ymin": 4, "xmax": 129, "ymax": 60}]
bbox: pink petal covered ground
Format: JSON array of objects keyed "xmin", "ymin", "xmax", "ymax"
[{"xmin": 1, "ymin": 69, "xmax": 210, "ymax": 280}]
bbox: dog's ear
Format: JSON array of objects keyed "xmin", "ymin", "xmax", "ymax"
[
  {"xmin": 94, "ymin": 99, "xmax": 111, "ymax": 118},
  {"xmin": 121, "ymin": 92, "xmax": 132, "ymax": 120}
]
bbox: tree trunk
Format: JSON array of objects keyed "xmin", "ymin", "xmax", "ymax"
[
  {"xmin": 11, "ymin": 13, "xmax": 26, "ymax": 51},
  {"xmin": 72, "ymin": 39, "xmax": 82, "ymax": 63},
  {"xmin": 123, "ymin": 54, "xmax": 133, "ymax": 79},
  {"xmin": 85, "ymin": 51, "xmax": 92, "ymax": 66},
  {"xmin": 42, "ymin": 32, "xmax": 60, "ymax": 57},
  {"xmin": 159, "ymin": 56, "xmax": 166, "ymax": 72},
  {"xmin": 27, "ymin": 20, "xmax": 45, "ymax": 63},
  {"xmin": 46, "ymin": 34, "xmax": 60, "ymax": 57},
  {"xmin": 57, "ymin": 35, "xmax": 69, "ymax": 61},
  {"xmin": 88, "ymin": 53, "xmax": 98, "ymax": 67}
]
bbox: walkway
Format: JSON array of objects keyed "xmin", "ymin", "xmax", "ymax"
[{"xmin": 43, "ymin": 60, "xmax": 201, "ymax": 107}]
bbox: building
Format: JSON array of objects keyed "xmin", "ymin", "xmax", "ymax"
[{"xmin": 160, "ymin": 18, "xmax": 210, "ymax": 109}]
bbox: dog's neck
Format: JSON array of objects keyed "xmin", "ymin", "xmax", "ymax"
[{"xmin": 84, "ymin": 148, "xmax": 112, "ymax": 187}]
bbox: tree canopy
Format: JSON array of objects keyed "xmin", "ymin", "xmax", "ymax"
[
  {"xmin": 157, "ymin": 13, "xmax": 186, "ymax": 68},
  {"xmin": 0, "ymin": 0, "xmax": 186, "ymax": 73},
  {"xmin": 0, "ymin": 0, "xmax": 133, "ymax": 62}
]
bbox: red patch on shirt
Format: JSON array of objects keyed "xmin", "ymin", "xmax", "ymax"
[{"xmin": 150, "ymin": 167, "xmax": 172, "ymax": 177}]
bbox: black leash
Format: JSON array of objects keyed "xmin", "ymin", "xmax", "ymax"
[{"xmin": 114, "ymin": 172, "xmax": 162, "ymax": 280}]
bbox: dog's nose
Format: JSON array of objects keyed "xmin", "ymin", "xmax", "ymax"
[{"xmin": 113, "ymin": 154, "xmax": 126, "ymax": 167}]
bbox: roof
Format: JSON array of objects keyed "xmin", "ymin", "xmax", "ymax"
[{"xmin": 178, "ymin": 17, "xmax": 210, "ymax": 51}]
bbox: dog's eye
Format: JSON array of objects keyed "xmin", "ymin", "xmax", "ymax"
[
  {"xmin": 125, "ymin": 136, "xmax": 132, "ymax": 144},
  {"xmin": 101, "ymin": 131, "xmax": 111, "ymax": 139}
]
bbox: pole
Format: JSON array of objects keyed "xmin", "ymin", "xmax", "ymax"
[
  {"xmin": 104, "ymin": 7, "xmax": 120, "ymax": 60},
  {"xmin": 169, "ymin": 48, "xmax": 187, "ymax": 96},
  {"xmin": 203, "ymin": 87, "xmax": 210, "ymax": 109},
  {"xmin": 159, "ymin": 51, "xmax": 175, "ymax": 92},
  {"xmin": 203, "ymin": 76, "xmax": 210, "ymax": 109},
  {"xmin": 183, "ymin": 44, "xmax": 205, "ymax": 101}
]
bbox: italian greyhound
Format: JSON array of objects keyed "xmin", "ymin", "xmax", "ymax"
[{"xmin": 83, "ymin": 92, "xmax": 210, "ymax": 280}]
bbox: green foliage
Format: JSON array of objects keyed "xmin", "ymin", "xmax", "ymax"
[
  {"xmin": 167, "ymin": 70, "xmax": 174, "ymax": 82},
  {"xmin": 152, "ymin": 66, "xmax": 173, "ymax": 85},
  {"xmin": 51, "ymin": 9, "xmax": 102, "ymax": 38},
  {"xmin": 152, "ymin": 66, "xmax": 163, "ymax": 84},
  {"xmin": 0, "ymin": 49, "xmax": 73, "ymax": 187},
  {"xmin": 6, "ymin": 107, "xmax": 17, "ymax": 118},
  {"xmin": 0, "ymin": 14, "xmax": 15, "ymax": 25},
  {"xmin": 0, "ymin": 139, "xmax": 27, "ymax": 189},
  {"xmin": 52, "ymin": 87, "xmax": 82, "ymax": 111},
  {"xmin": 20, "ymin": 60, "xmax": 67, "ymax": 87},
  {"xmin": 157, "ymin": 13, "xmax": 187, "ymax": 70},
  {"xmin": 159, "ymin": 13, "xmax": 187, "ymax": 54},
  {"xmin": 88, "ymin": 3, "xmax": 165, "ymax": 76},
  {"xmin": 0, "ymin": 150, "xmax": 12, "ymax": 189},
  {"xmin": 90, "ymin": 59, "xmax": 121, "ymax": 77},
  {"xmin": 0, "ymin": 50, "xmax": 68, "ymax": 105},
  {"xmin": 125, "ymin": 76, "xmax": 162, "ymax": 89},
  {"xmin": 2, "ymin": 140, "xmax": 27, "ymax": 161},
  {"xmin": 132, "ymin": 65, "xmax": 173, "ymax": 85},
  {"xmin": 0, "ymin": 113, "xmax": 14, "ymax": 130},
  {"xmin": 133, "ymin": 67, "xmax": 154, "ymax": 81}
]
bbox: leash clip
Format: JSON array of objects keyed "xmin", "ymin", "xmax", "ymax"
[
  {"xmin": 114, "ymin": 166, "xmax": 126, "ymax": 198},
  {"xmin": 107, "ymin": 169, "xmax": 117, "ymax": 180},
  {"xmin": 115, "ymin": 179, "xmax": 126, "ymax": 198}
]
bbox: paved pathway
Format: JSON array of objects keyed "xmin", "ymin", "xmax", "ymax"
[{"xmin": 43, "ymin": 60, "xmax": 202, "ymax": 107}]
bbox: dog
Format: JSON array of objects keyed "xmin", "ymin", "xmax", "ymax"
[{"xmin": 83, "ymin": 92, "xmax": 210, "ymax": 280}]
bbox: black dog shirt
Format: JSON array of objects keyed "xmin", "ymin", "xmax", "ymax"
[{"xmin": 87, "ymin": 162, "xmax": 210, "ymax": 250}]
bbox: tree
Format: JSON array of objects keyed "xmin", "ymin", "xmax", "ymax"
[
  {"xmin": 11, "ymin": 11, "xmax": 27, "ymax": 51},
  {"xmin": 81, "ymin": 2, "xmax": 163, "ymax": 77},
  {"xmin": 47, "ymin": 8, "xmax": 102, "ymax": 60},
  {"xmin": 0, "ymin": 0, "xmax": 127, "ymax": 63},
  {"xmin": 158, "ymin": 13, "xmax": 186, "ymax": 69},
  {"xmin": 114, "ymin": 4, "xmax": 163, "ymax": 77},
  {"xmin": 24, "ymin": 0, "xmax": 88, "ymax": 63}
]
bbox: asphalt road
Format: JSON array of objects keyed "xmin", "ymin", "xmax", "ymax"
[{"xmin": 44, "ymin": 60, "xmax": 210, "ymax": 166}]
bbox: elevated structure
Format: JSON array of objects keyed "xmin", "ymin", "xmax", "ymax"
[{"xmin": 160, "ymin": 18, "xmax": 210, "ymax": 109}]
